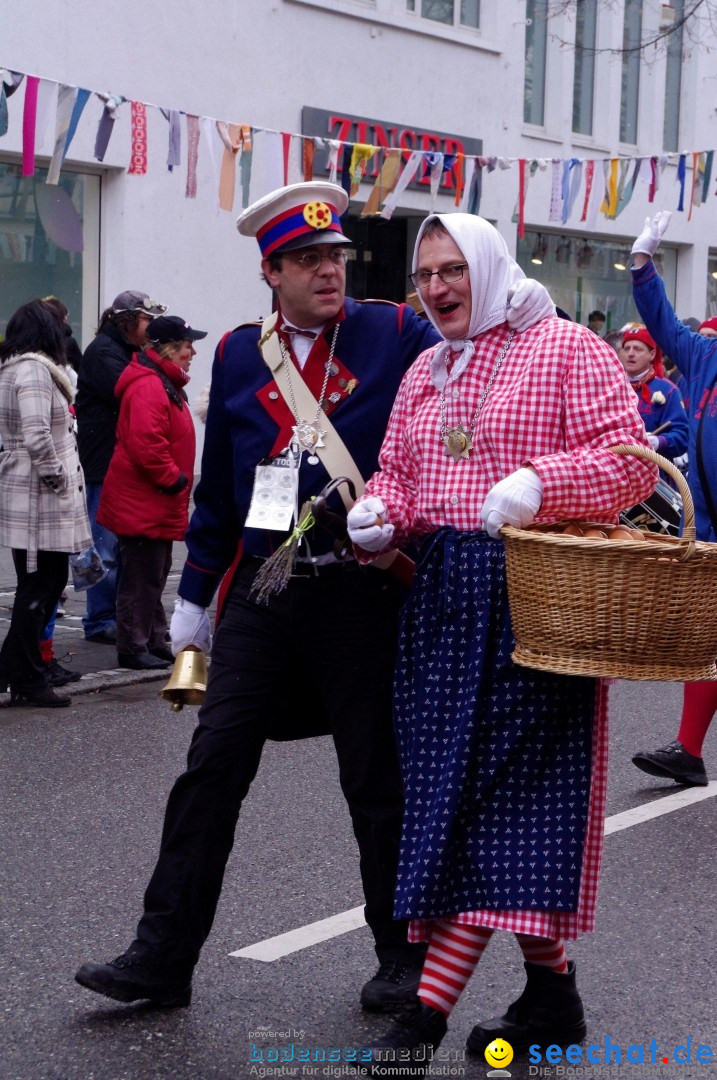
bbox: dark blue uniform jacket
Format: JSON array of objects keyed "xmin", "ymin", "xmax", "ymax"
[{"xmin": 180, "ymin": 299, "xmax": 438, "ymax": 606}]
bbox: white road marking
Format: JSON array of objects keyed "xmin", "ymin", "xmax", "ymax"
[
  {"xmin": 604, "ymin": 780, "xmax": 717, "ymax": 833},
  {"xmin": 230, "ymin": 782, "xmax": 717, "ymax": 962},
  {"xmin": 229, "ymin": 906, "xmax": 366, "ymax": 962}
]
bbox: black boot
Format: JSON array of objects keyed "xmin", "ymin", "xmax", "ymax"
[
  {"xmin": 466, "ymin": 961, "xmax": 586, "ymax": 1055},
  {"xmin": 355, "ymin": 1000, "xmax": 447, "ymax": 1076},
  {"xmin": 9, "ymin": 684, "xmax": 71, "ymax": 708},
  {"xmin": 75, "ymin": 946, "xmax": 192, "ymax": 1007},
  {"xmin": 361, "ymin": 955, "xmax": 424, "ymax": 1013}
]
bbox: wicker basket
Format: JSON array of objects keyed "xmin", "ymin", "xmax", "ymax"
[{"xmin": 502, "ymin": 444, "xmax": 717, "ymax": 681}]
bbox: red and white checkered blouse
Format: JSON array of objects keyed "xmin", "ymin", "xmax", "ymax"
[
  {"xmin": 364, "ymin": 316, "xmax": 657, "ymax": 545},
  {"xmin": 364, "ymin": 316, "xmax": 657, "ymax": 941}
]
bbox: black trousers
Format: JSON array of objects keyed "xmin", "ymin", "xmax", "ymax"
[
  {"xmin": 133, "ymin": 560, "xmax": 419, "ymax": 974},
  {"xmin": 0, "ymin": 549, "xmax": 68, "ymax": 690},
  {"xmin": 116, "ymin": 536, "xmax": 173, "ymax": 655}
]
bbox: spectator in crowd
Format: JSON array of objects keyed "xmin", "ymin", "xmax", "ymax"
[
  {"xmin": 0, "ymin": 300, "xmax": 91, "ymax": 707},
  {"xmin": 697, "ymin": 316, "xmax": 717, "ymax": 339},
  {"xmin": 587, "ymin": 309, "xmax": 606, "ymax": 335},
  {"xmin": 603, "ymin": 328, "xmax": 624, "ymax": 354},
  {"xmin": 630, "ymin": 211, "xmax": 717, "ymax": 787},
  {"xmin": 345, "ymin": 212, "xmax": 656, "ymax": 1067},
  {"xmin": 75, "ymin": 291, "xmax": 167, "ymax": 645},
  {"xmin": 96, "ymin": 315, "xmax": 202, "ymax": 670},
  {"xmin": 43, "ymin": 296, "xmax": 83, "ymax": 375},
  {"xmin": 618, "ymin": 325, "xmax": 688, "ymax": 464}
]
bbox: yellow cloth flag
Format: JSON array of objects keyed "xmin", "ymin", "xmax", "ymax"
[
  {"xmin": 349, "ymin": 143, "xmax": 375, "ymax": 197},
  {"xmin": 361, "ymin": 149, "xmax": 401, "ymax": 216}
]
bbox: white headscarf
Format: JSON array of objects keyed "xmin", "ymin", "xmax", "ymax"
[{"xmin": 413, "ymin": 213, "xmax": 525, "ymax": 387}]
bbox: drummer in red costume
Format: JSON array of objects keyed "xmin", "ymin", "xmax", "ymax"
[
  {"xmin": 619, "ymin": 323, "xmax": 688, "ymax": 465},
  {"xmin": 346, "ymin": 212, "xmax": 657, "ymax": 1069}
]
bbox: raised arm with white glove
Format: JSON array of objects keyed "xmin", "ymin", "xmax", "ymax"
[
  {"xmin": 170, "ymin": 597, "xmax": 212, "ymax": 656},
  {"xmin": 481, "ymin": 467, "xmax": 544, "ymax": 539},
  {"xmin": 506, "ymin": 279, "xmax": 557, "ymax": 333},
  {"xmin": 631, "ymin": 210, "xmax": 672, "ymax": 259},
  {"xmin": 347, "ymin": 496, "xmax": 395, "ymax": 553}
]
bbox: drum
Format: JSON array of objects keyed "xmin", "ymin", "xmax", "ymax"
[{"xmin": 619, "ymin": 476, "xmax": 683, "ymax": 537}]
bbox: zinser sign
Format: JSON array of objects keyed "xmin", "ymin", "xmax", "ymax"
[{"xmin": 302, "ymin": 107, "xmax": 482, "ymax": 193}]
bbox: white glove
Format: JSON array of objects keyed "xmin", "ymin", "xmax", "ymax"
[
  {"xmin": 631, "ymin": 211, "xmax": 672, "ymax": 258},
  {"xmin": 170, "ymin": 597, "xmax": 212, "ymax": 656},
  {"xmin": 481, "ymin": 467, "xmax": 544, "ymax": 539},
  {"xmin": 674, "ymin": 453, "xmax": 688, "ymax": 470},
  {"xmin": 506, "ymin": 279, "xmax": 556, "ymax": 333},
  {"xmin": 347, "ymin": 496, "xmax": 396, "ymax": 553},
  {"xmin": 647, "ymin": 434, "xmax": 661, "ymax": 450}
]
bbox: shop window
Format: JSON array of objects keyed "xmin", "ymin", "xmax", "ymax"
[
  {"xmin": 620, "ymin": 0, "xmax": 643, "ymax": 144},
  {"xmin": 524, "ymin": 0, "xmax": 548, "ymax": 126},
  {"xmin": 0, "ymin": 162, "xmax": 99, "ymax": 348},
  {"xmin": 406, "ymin": 0, "xmax": 479, "ymax": 28},
  {"xmin": 516, "ymin": 230, "xmax": 677, "ymax": 331}
]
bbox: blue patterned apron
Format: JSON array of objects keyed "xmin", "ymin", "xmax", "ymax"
[{"xmin": 393, "ymin": 528, "xmax": 594, "ymax": 921}]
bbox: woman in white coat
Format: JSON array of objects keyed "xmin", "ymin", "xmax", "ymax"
[{"xmin": 0, "ymin": 300, "xmax": 92, "ymax": 706}]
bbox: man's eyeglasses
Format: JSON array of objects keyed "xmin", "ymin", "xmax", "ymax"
[
  {"xmin": 409, "ymin": 263, "xmax": 469, "ymax": 291},
  {"xmin": 284, "ymin": 248, "xmax": 349, "ymax": 272}
]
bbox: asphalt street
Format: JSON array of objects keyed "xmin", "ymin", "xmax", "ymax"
[{"xmin": 1, "ymin": 554, "xmax": 716, "ymax": 1080}]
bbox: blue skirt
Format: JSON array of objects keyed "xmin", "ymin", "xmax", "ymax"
[{"xmin": 393, "ymin": 528, "xmax": 595, "ymax": 921}]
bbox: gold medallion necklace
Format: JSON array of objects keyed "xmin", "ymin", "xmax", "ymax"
[{"xmin": 439, "ymin": 331, "xmax": 515, "ymax": 461}]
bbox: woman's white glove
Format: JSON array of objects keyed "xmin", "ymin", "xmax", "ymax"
[
  {"xmin": 674, "ymin": 452, "xmax": 688, "ymax": 470},
  {"xmin": 631, "ymin": 211, "xmax": 672, "ymax": 258},
  {"xmin": 506, "ymin": 279, "xmax": 556, "ymax": 333},
  {"xmin": 170, "ymin": 597, "xmax": 212, "ymax": 656},
  {"xmin": 481, "ymin": 468, "xmax": 544, "ymax": 539},
  {"xmin": 347, "ymin": 496, "xmax": 395, "ymax": 552},
  {"xmin": 647, "ymin": 433, "xmax": 661, "ymax": 450}
]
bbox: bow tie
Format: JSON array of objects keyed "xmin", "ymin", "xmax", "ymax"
[{"xmin": 281, "ymin": 325, "xmax": 319, "ymax": 341}]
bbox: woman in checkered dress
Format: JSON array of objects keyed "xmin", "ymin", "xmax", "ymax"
[{"xmin": 347, "ymin": 213, "xmax": 657, "ymax": 1069}]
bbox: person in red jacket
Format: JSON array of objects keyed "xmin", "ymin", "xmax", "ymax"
[{"xmin": 97, "ymin": 315, "xmax": 205, "ymax": 670}]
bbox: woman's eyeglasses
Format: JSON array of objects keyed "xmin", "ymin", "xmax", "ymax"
[{"xmin": 409, "ymin": 263, "xmax": 469, "ymax": 290}]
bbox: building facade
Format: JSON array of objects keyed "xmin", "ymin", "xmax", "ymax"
[{"xmin": 2, "ymin": 0, "xmax": 717, "ymax": 430}]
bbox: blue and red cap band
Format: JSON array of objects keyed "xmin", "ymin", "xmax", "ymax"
[{"xmin": 257, "ymin": 202, "xmax": 343, "ymax": 257}]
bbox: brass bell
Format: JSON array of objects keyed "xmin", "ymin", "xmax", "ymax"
[{"xmin": 159, "ymin": 647, "xmax": 207, "ymax": 712}]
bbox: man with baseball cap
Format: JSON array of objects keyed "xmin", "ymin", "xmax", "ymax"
[
  {"xmin": 75, "ymin": 182, "xmax": 554, "ymax": 1012},
  {"xmin": 75, "ymin": 289, "xmax": 167, "ymax": 644}
]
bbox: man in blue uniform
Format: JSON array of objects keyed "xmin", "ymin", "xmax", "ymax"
[
  {"xmin": 75, "ymin": 182, "xmax": 554, "ymax": 1011},
  {"xmin": 630, "ymin": 211, "xmax": 717, "ymax": 787}
]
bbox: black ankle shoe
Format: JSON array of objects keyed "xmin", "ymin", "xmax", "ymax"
[
  {"xmin": 466, "ymin": 961, "xmax": 586, "ymax": 1056},
  {"xmin": 355, "ymin": 1000, "xmax": 447, "ymax": 1076},
  {"xmin": 118, "ymin": 652, "xmax": 171, "ymax": 671},
  {"xmin": 360, "ymin": 958, "xmax": 423, "ymax": 1013},
  {"xmin": 632, "ymin": 740, "xmax": 708, "ymax": 786},
  {"xmin": 9, "ymin": 685, "xmax": 71, "ymax": 708},
  {"xmin": 149, "ymin": 645, "xmax": 175, "ymax": 663},
  {"xmin": 75, "ymin": 949, "xmax": 192, "ymax": 1007},
  {"xmin": 47, "ymin": 658, "xmax": 82, "ymax": 687}
]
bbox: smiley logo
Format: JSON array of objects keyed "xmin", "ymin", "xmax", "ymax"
[{"xmin": 485, "ymin": 1039, "xmax": 514, "ymax": 1069}]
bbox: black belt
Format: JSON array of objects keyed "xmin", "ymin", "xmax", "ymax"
[{"xmin": 241, "ymin": 554, "xmax": 358, "ymax": 578}]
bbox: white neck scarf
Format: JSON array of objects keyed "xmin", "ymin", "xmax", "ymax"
[{"xmin": 412, "ymin": 213, "xmax": 525, "ymax": 388}]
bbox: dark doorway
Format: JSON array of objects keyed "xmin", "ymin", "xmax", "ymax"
[{"xmin": 343, "ymin": 215, "xmax": 408, "ymax": 303}]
